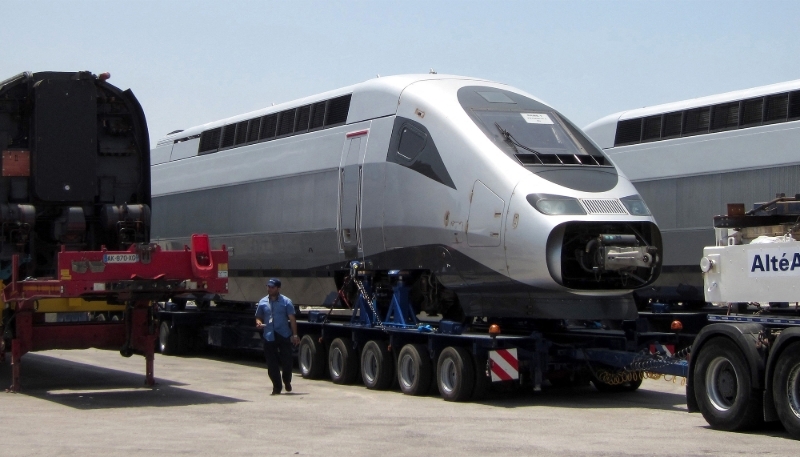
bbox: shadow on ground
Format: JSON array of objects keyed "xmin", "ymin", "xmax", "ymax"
[
  {"xmin": 697, "ymin": 422, "xmax": 795, "ymax": 441},
  {"xmin": 171, "ymin": 347, "xmax": 691, "ymax": 412},
  {"xmin": 470, "ymin": 383, "xmax": 688, "ymax": 411},
  {"xmin": 0, "ymin": 352, "xmax": 244, "ymax": 410}
]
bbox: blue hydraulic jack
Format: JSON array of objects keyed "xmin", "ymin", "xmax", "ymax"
[{"xmin": 349, "ymin": 262, "xmax": 418, "ymax": 329}]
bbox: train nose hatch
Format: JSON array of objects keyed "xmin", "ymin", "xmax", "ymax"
[
  {"xmin": 580, "ymin": 234, "xmax": 657, "ymax": 275},
  {"xmin": 549, "ymin": 222, "xmax": 662, "ymax": 289}
]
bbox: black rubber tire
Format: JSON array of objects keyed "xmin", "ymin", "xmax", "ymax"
[
  {"xmin": 772, "ymin": 341, "xmax": 800, "ymax": 439},
  {"xmin": 591, "ymin": 374, "xmax": 643, "ymax": 393},
  {"xmin": 328, "ymin": 337, "xmax": 359, "ymax": 384},
  {"xmin": 694, "ymin": 337, "xmax": 763, "ymax": 431},
  {"xmin": 299, "ymin": 334, "xmax": 326, "ymax": 379},
  {"xmin": 471, "ymin": 354, "xmax": 492, "ymax": 401},
  {"xmin": 397, "ymin": 343, "xmax": 433, "ymax": 396},
  {"xmin": 436, "ymin": 346, "xmax": 475, "ymax": 402},
  {"xmin": 159, "ymin": 320, "xmax": 181, "ymax": 355},
  {"xmin": 361, "ymin": 340, "xmax": 394, "ymax": 390}
]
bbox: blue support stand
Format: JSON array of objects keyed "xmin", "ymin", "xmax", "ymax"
[
  {"xmin": 348, "ymin": 272, "xmax": 418, "ymax": 329},
  {"xmin": 350, "ymin": 277, "xmax": 376, "ymax": 327},
  {"xmin": 383, "ymin": 279, "xmax": 418, "ymax": 329}
]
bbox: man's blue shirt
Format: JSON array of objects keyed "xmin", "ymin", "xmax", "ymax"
[{"xmin": 255, "ymin": 294, "xmax": 295, "ymax": 341}]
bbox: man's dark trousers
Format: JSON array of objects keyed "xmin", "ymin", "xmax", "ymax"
[{"xmin": 263, "ymin": 333, "xmax": 293, "ymax": 393}]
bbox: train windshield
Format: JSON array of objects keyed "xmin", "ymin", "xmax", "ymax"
[{"xmin": 471, "ymin": 109, "xmax": 597, "ymax": 157}]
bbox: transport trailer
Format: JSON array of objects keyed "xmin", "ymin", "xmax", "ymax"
[
  {"xmin": 687, "ymin": 196, "xmax": 800, "ymax": 439},
  {"xmin": 1, "ymin": 235, "xmax": 228, "ymax": 392},
  {"xmin": 157, "ymin": 261, "xmax": 688, "ymax": 402},
  {"xmin": 0, "ymin": 71, "xmax": 229, "ymax": 391}
]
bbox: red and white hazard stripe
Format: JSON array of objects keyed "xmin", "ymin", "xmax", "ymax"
[
  {"xmin": 489, "ymin": 348, "xmax": 519, "ymax": 382},
  {"xmin": 649, "ymin": 343, "xmax": 675, "ymax": 357}
]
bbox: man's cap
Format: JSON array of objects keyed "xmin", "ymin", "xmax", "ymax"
[{"xmin": 267, "ymin": 278, "xmax": 281, "ymax": 288}]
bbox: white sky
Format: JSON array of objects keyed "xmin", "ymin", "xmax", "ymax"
[{"xmin": 2, "ymin": 0, "xmax": 798, "ymax": 146}]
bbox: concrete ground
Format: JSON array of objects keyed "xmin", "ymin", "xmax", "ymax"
[{"xmin": 0, "ymin": 349, "xmax": 797, "ymax": 456}]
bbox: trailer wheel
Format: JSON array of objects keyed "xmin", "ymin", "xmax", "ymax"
[
  {"xmin": 361, "ymin": 340, "xmax": 394, "ymax": 390},
  {"xmin": 299, "ymin": 334, "xmax": 326, "ymax": 379},
  {"xmin": 437, "ymin": 346, "xmax": 475, "ymax": 402},
  {"xmin": 772, "ymin": 341, "xmax": 800, "ymax": 439},
  {"xmin": 328, "ymin": 337, "xmax": 359, "ymax": 384},
  {"xmin": 158, "ymin": 321, "xmax": 181, "ymax": 355},
  {"xmin": 397, "ymin": 343, "xmax": 432, "ymax": 396},
  {"xmin": 694, "ymin": 337, "xmax": 762, "ymax": 431}
]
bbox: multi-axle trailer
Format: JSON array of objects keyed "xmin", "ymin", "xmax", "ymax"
[{"xmin": 157, "ymin": 261, "xmax": 689, "ymax": 402}]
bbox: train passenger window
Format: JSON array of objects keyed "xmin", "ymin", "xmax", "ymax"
[
  {"xmin": 740, "ymin": 98, "xmax": 764, "ymax": 126},
  {"xmin": 220, "ymin": 124, "xmax": 237, "ymax": 148},
  {"xmin": 789, "ymin": 91, "xmax": 800, "ymax": 120},
  {"xmin": 710, "ymin": 102, "xmax": 740, "ymax": 131},
  {"xmin": 278, "ymin": 109, "xmax": 295, "ymax": 136},
  {"xmin": 682, "ymin": 107, "xmax": 710, "ymax": 136},
  {"xmin": 662, "ymin": 112, "xmax": 682, "ymax": 138},
  {"xmin": 246, "ymin": 118, "xmax": 260, "ymax": 142},
  {"xmin": 260, "ymin": 114, "xmax": 277, "ymax": 140},
  {"xmin": 310, "ymin": 101, "xmax": 326, "ymax": 130},
  {"xmin": 397, "ymin": 124, "xmax": 427, "ymax": 161},
  {"xmin": 295, "ymin": 105, "xmax": 311, "ymax": 134},
  {"xmin": 614, "ymin": 118, "xmax": 642, "ymax": 146},
  {"xmin": 642, "ymin": 116, "xmax": 662, "ymax": 141},
  {"xmin": 234, "ymin": 121, "xmax": 248, "ymax": 145},
  {"xmin": 198, "ymin": 127, "xmax": 221, "ymax": 154},
  {"xmin": 325, "ymin": 95, "xmax": 351, "ymax": 126},
  {"xmin": 764, "ymin": 93, "xmax": 788, "ymax": 123}
]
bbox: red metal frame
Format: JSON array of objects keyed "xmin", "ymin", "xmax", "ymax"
[{"xmin": 2, "ymin": 235, "xmax": 228, "ymax": 392}]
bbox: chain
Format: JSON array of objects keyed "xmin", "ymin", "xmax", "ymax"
[
  {"xmin": 352, "ymin": 277, "xmax": 389, "ymax": 334},
  {"xmin": 585, "ymin": 346, "xmax": 691, "ymax": 386},
  {"xmin": 626, "ymin": 346, "xmax": 691, "ymax": 373}
]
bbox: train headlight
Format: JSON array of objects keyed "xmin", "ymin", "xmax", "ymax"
[
  {"xmin": 527, "ymin": 194, "xmax": 586, "ymax": 215},
  {"xmin": 620, "ymin": 195, "xmax": 651, "ymax": 216}
]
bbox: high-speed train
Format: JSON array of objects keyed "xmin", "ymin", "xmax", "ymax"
[
  {"xmin": 584, "ymin": 79, "xmax": 800, "ymax": 306},
  {"xmin": 151, "ymin": 75, "xmax": 662, "ymax": 320}
]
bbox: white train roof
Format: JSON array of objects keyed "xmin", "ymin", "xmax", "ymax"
[
  {"xmin": 158, "ymin": 74, "xmax": 495, "ymax": 144},
  {"xmin": 584, "ymin": 78, "xmax": 800, "ymax": 149}
]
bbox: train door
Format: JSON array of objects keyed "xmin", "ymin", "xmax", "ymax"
[
  {"xmin": 338, "ymin": 128, "xmax": 370, "ymax": 256},
  {"xmin": 466, "ymin": 180, "xmax": 505, "ymax": 247}
]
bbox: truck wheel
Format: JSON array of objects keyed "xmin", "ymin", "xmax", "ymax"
[
  {"xmin": 299, "ymin": 334, "xmax": 326, "ymax": 379},
  {"xmin": 159, "ymin": 321, "xmax": 181, "ymax": 355},
  {"xmin": 694, "ymin": 337, "xmax": 762, "ymax": 431},
  {"xmin": 328, "ymin": 337, "xmax": 359, "ymax": 384},
  {"xmin": 437, "ymin": 346, "xmax": 475, "ymax": 402},
  {"xmin": 772, "ymin": 341, "xmax": 800, "ymax": 439},
  {"xmin": 361, "ymin": 340, "xmax": 393, "ymax": 390},
  {"xmin": 397, "ymin": 343, "xmax": 432, "ymax": 396}
]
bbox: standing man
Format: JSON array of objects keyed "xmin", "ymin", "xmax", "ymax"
[{"xmin": 255, "ymin": 278, "xmax": 300, "ymax": 395}]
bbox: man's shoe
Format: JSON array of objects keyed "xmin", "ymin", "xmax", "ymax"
[
  {"xmin": 271, "ymin": 390, "xmax": 281, "ymax": 395},
  {"xmin": 285, "ymin": 383, "xmax": 292, "ymax": 392}
]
